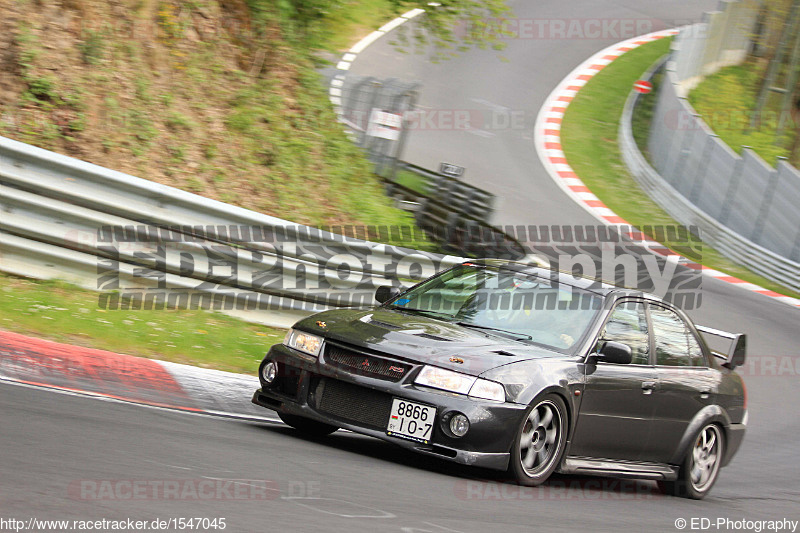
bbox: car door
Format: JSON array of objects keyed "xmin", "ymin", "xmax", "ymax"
[
  {"xmin": 642, "ymin": 303, "xmax": 719, "ymax": 463},
  {"xmin": 570, "ymin": 300, "xmax": 659, "ymax": 461}
]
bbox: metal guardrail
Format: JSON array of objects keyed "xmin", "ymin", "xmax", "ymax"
[
  {"xmin": 619, "ymin": 58, "xmax": 800, "ymax": 293},
  {"xmin": 0, "ymin": 135, "xmax": 472, "ymax": 328},
  {"xmin": 395, "ymin": 162, "xmax": 495, "ymax": 221},
  {"xmin": 382, "ymin": 163, "xmax": 523, "ymax": 258}
]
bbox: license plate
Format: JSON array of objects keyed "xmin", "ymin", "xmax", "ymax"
[{"xmin": 386, "ymin": 398, "xmax": 436, "ymax": 444}]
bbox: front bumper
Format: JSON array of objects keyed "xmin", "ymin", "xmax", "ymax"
[{"xmin": 251, "ymin": 343, "xmax": 527, "ymax": 471}]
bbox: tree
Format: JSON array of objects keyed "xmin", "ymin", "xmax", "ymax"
[
  {"xmin": 391, "ymin": 0, "xmax": 513, "ymax": 61},
  {"xmin": 274, "ymin": 0, "xmax": 513, "ymax": 59}
]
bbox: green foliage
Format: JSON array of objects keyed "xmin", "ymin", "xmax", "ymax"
[
  {"xmin": 15, "ymin": 23, "xmax": 39, "ymax": 71},
  {"xmin": 249, "ymin": 0, "xmax": 512, "ymax": 56},
  {"xmin": 26, "ymin": 75, "xmax": 56, "ymax": 101},
  {"xmin": 688, "ymin": 63, "xmax": 795, "ymax": 166},
  {"xmin": 395, "ymin": 0, "xmax": 513, "ymax": 61},
  {"xmin": 78, "ymin": 29, "xmax": 105, "ymax": 65},
  {"xmin": 394, "ymin": 169, "xmax": 429, "ymax": 195},
  {"xmin": 165, "ymin": 111, "xmax": 194, "ymax": 131}
]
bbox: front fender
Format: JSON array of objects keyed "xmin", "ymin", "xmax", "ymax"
[{"xmin": 480, "ymin": 359, "xmax": 583, "ymax": 439}]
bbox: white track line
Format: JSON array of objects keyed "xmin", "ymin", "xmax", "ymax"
[{"xmin": 328, "ymin": 8, "xmax": 426, "ymax": 120}]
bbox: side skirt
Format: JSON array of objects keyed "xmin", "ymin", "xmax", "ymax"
[{"xmin": 559, "ymin": 456, "xmax": 679, "ymax": 481}]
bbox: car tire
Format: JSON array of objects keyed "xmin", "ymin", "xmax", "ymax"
[
  {"xmin": 508, "ymin": 394, "xmax": 568, "ymax": 486},
  {"xmin": 278, "ymin": 413, "xmax": 338, "ymax": 437},
  {"xmin": 659, "ymin": 423, "xmax": 724, "ymax": 499}
]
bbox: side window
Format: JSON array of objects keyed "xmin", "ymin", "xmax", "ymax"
[
  {"xmin": 687, "ymin": 330, "xmax": 707, "ymax": 367},
  {"xmin": 650, "ymin": 305, "xmax": 703, "ymax": 366},
  {"xmin": 599, "ymin": 301, "xmax": 649, "ymax": 365}
]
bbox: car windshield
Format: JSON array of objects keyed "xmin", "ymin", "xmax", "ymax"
[{"xmin": 387, "ymin": 265, "xmax": 603, "ymax": 351}]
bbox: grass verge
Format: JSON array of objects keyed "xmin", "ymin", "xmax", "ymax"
[
  {"xmin": 560, "ymin": 37, "xmax": 800, "ymax": 299},
  {"xmin": 0, "ymin": 274, "xmax": 285, "ymax": 374},
  {"xmin": 394, "ymin": 168, "xmax": 430, "ymax": 195},
  {"xmin": 0, "ymin": 0, "xmax": 426, "ymax": 242}
]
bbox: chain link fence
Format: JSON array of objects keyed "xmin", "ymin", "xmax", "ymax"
[{"xmin": 339, "ymin": 76, "xmax": 420, "ymax": 178}]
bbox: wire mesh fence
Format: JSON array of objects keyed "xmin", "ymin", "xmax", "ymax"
[{"xmin": 339, "ymin": 75, "xmax": 420, "ymax": 178}]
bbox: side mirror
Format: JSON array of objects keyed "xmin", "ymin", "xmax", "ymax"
[
  {"xmin": 375, "ymin": 286, "xmax": 401, "ymax": 304},
  {"xmin": 597, "ymin": 341, "xmax": 633, "ymax": 365}
]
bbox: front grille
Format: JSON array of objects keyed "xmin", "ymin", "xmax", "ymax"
[
  {"xmin": 314, "ymin": 378, "xmax": 393, "ymax": 430},
  {"xmin": 325, "ymin": 344, "xmax": 411, "ymax": 382}
]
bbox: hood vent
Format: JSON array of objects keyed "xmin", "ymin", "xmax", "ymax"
[
  {"xmin": 368, "ymin": 319, "xmax": 404, "ymax": 330},
  {"xmin": 414, "ymin": 333, "xmax": 454, "ymax": 342},
  {"xmin": 359, "ymin": 314, "xmax": 403, "ymax": 330}
]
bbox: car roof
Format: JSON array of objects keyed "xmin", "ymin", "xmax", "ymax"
[{"xmin": 462, "ymin": 258, "xmax": 665, "ymax": 303}]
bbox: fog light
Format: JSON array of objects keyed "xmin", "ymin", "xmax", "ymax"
[
  {"xmin": 449, "ymin": 413, "xmax": 470, "ymax": 437},
  {"xmin": 262, "ymin": 361, "xmax": 277, "ymax": 383}
]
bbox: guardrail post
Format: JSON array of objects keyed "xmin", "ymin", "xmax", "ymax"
[
  {"xmin": 750, "ymin": 163, "xmax": 782, "ymax": 244},
  {"xmin": 688, "ymin": 134, "xmax": 717, "ymax": 203},
  {"xmin": 717, "ymin": 153, "xmax": 745, "ymax": 226}
]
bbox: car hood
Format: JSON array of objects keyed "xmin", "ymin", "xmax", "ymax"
[{"xmin": 292, "ymin": 308, "xmax": 566, "ymax": 376}]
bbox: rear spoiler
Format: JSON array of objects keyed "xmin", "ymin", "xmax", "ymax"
[{"xmin": 696, "ymin": 326, "xmax": 746, "ymax": 370}]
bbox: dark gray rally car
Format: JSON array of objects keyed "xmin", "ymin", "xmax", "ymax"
[{"xmin": 253, "ymin": 260, "xmax": 747, "ymax": 499}]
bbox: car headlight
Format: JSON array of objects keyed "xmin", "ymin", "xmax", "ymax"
[
  {"xmin": 415, "ymin": 366, "xmax": 505, "ymax": 402},
  {"xmin": 468, "ymin": 379, "xmax": 506, "ymax": 402},
  {"xmin": 415, "ymin": 366, "xmax": 475, "ymax": 394},
  {"xmin": 283, "ymin": 328, "xmax": 323, "ymax": 357}
]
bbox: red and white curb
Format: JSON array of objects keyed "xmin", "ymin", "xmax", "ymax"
[
  {"xmin": 0, "ymin": 330, "xmax": 276, "ymax": 421},
  {"xmin": 328, "ymin": 7, "xmax": 425, "ymax": 124},
  {"xmin": 534, "ymin": 30, "xmax": 800, "ymax": 309}
]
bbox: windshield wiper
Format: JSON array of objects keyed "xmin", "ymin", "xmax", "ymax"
[
  {"xmin": 388, "ymin": 306, "xmax": 452, "ymax": 319},
  {"xmin": 455, "ymin": 322, "xmax": 532, "ymax": 340}
]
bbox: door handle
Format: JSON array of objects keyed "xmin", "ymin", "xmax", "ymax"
[
  {"xmin": 700, "ymin": 388, "xmax": 711, "ymax": 399},
  {"xmin": 642, "ymin": 381, "xmax": 657, "ymax": 394}
]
